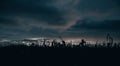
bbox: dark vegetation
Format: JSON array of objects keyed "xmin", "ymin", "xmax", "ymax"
[
  {"xmin": 0, "ymin": 43, "xmax": 120, "ymax": 66},
  {"xmin": 0, "ymin": 34, "xmax": 120, "ymax": 66},
  {"xmin": 1, "ymin": 42, "xmax": 120, "ymax": 48}
]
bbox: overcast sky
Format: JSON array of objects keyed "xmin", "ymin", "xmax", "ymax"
[{"xmin": 0, "ymin": 0, "xmax": 120, "ymax": 41}]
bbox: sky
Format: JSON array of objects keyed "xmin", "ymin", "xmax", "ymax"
[{"xmin": 0, "ymin": 0, "xmax": 120, "ymax": 41}]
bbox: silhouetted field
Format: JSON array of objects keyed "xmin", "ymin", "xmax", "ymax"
[{"xmin": 0, "ymin": 44, "xmax": 120, "ymax": 66}]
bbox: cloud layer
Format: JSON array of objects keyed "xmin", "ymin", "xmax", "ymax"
[{"xmin": 0, "ymin": 0, "xmax": 120, "ymax": 41}]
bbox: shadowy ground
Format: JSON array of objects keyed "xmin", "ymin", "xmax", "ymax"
[{"xmin": 0, "ymin": 45, "xmax": 120, "ymax": 66}]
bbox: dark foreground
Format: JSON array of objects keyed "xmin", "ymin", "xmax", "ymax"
[{"xmin": 0, "ymin": 45, "xmax": 120, "ymax": 66}]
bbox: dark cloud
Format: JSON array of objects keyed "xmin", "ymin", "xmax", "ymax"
[
  {"xmin": 77, "ymin": 0, "xmax": 120, "ymax": 12},
  {"xmin": 0, "ymin": 0, "xmax": 67, "ymax": 27},
  {"xmin": 65, "ymin": 19, "xmax": 120, "ymax": 40},
  {"xmin": 68, "ymin": 19, "xmax": 120, "ymax": 31},
  {"xmin": 75, "ymin": 0, "xmax": 120, "ymax": 20},
  {"xmin": 0, "ymin": 17, "xmax": 19, "ymax": 27},
  {"xmin": 0, "ymin": 0, "xmax": 120, "ymax": 41}
]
